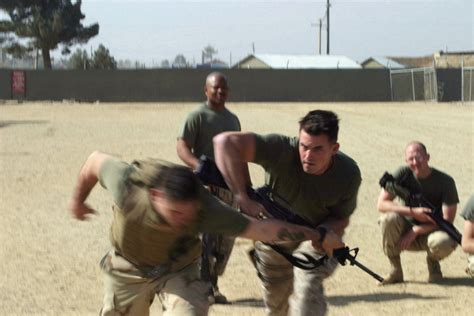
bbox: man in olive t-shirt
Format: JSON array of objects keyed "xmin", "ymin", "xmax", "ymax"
[
  {"xmin": 213, "ymin": 110, "xmax": 361, "ymax": 316},
  {"xmin": 377, "ymin": 141, "xmax": 459, "ymax": 284},
  {"xmin": 461, "ymin": 194, "xmax": 474, "ymax": 277},
  {"xmin": 69, "ymin": 151, "xmax": 343, "ymax": 316},
  {"xmin": 176, "ymin": 72, "xmax": 244, "ymax": 304}
]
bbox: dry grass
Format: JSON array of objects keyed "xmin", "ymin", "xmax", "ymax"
[{"xmin": 0, "ymin": 101, "xmax": 473, "ymax": 315}]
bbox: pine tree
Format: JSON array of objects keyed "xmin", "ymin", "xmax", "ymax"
[
  {"xmin": 91, "ymin": 44, "xmax": 116, "ymax": 70},
  {"xmin": 0, "ymin": 0, "xmax": 99, "ymax": 69}
]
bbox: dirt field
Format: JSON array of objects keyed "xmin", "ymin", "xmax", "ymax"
[{"xmin": 0, "ymin": 101, "xmax": 472, "ymax": 315}]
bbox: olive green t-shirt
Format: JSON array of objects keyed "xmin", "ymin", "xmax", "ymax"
[
  {"xmin": 392, "ymin": 166, "xmax": 459, "ymax": 213},
  {"xmin": 98, "ymin": 158, "xmax": 250, "ymax": 270},
  {"xmin": 253, "ymin": 134, "xmax": 361, "ymax": 226},
  {"xmin": 179, "ymin": 103, "xmax": 241, "ymax": 159},
  {"xmin": 461, "ymin": 194, "xmax": 474, "ymax": 221}
]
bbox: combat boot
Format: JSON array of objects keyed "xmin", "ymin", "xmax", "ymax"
[
  {"xmin": 427, "ymin": 255, "xmax": 443, "ymax": 283},
  {"xmin": 380, "ymin": 255, "xmax": 404, "ymax": 285}
]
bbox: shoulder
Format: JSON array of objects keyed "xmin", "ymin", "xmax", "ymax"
[
  {"xmin": 186, "ymin": 104, "xmax": 208, "ymax": 119},
  {"xmin": 461, "ymin": 195, "xmax": 474, "ymax": 220},
  {"xmin": 255, "ymin": 133, "xmax": 295, "ymax": 148},
  {"xmin": 392, "ymin": 166, "xmax": 413, "ymax": 182},
  {"xmin": 431, "ymin": 168, "xmax": 456, "ymax": 184},
  {"xmin": 335, "ymin": 152, "xmax": 359, "ymax": 171},
  {"xmin": 222, "ymin": 107, "xmax": 240, "ymax": 121},
  {"xmin": 333, "ymin": 152, "xmax": 362, "ymax": 182},
  {"xmin": 99, "ymin": 158, "xmax": 132, "ymax": 186}
]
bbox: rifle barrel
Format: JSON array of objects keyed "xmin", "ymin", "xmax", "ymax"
[{"xmin": 348, "ymin": 257, "xmax": 385, "ymax": 283}]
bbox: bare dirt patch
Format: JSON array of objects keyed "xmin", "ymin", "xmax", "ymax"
[{"xmin": 0, "ymin": 102, "xmax": 472, "ymax": 315}]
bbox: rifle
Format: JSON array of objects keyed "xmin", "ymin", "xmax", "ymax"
[
  {"xmin": 379, "ymin": 172, "xmax": 462, "ymax": 245},
  {"xmin": 196, "ymin": 155, "xmax": 384, "ymax": 282}
]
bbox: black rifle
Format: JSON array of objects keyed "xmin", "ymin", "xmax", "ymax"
[
  {"xmin": 379, "ymin": 172, "xmax": 462, "ymax": 245},
  {"xmin": 196, "ymin": 155, "xmax": 384, "ymax": 282}
]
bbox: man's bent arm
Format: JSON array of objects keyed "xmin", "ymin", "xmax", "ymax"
[
  {"xmin": 239, "ymin": 219, "xmax": 345, "ymax": 257},
  {"xmin": 213, "ymin": 132, "xmax": 255, "ymax": 197},
  {"xmin": 377, "ymin": 189, "xmax": 412, "ymax": 215},
  {"xmin": 377, "ymin": 189, "xmax": 433, "ymax": 223},
  {"xmin": 69, "ymin": 151, "xmax": 111, "ymax": 220},
  {"xmin": 442, "ymin": 204, "xmax": 457, "ymax": 223},
  {"xmin": 176, "ymin": 138, "xmax": 199, "ymax": 170}
]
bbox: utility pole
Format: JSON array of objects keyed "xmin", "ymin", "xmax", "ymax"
[
  {"xmin": 326, "ymin": 0, "xmax": 330, "ymax": 55},
  {"xmin": 311, "ymin": 19, "xmax": 324, "ymax": 55}
]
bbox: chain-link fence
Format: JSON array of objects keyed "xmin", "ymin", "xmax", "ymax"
[
  {"xmin": 462, "ymin": 67, "xmax": 473, "ymax": 102},
  {"xmin": 390, "ymin": 67, "xmax": 437, "ymax": 101}
]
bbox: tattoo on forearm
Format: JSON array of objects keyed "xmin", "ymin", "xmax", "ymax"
[{"xmin": 277, "ymin": 228, "xmax": 306, "ymax": 241}]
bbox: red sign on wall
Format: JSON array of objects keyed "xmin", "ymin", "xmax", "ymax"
[{"xmin": 12, "ymin": 70, "xmax": 26, "ymax": 94}]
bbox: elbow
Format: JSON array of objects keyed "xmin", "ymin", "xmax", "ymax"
[
  {"xmin": 462, "ymin": 236, "xmax": 474, "ymax": 253},
  {"xmin": 376, "ymin": 202, "xmax": 384, "ymax": 213},
  {"xmin": 461, "ymin": 242, "xmax": 474, "ymax": 254},
  {"xmin": 213, "ymin": 132, "xmax": 231, "ymax": 155}
]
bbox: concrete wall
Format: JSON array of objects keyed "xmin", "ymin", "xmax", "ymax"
[
  {"xmin": 24, "ymin": 69, "xmax": 210, "ymax": 102},
  {"xmin": 0, "ymin": 68, "xmax": 419, "ymax": 102},
  {"xmin": 229, "ymin": 69, "xmax": 390, "ymax": 101}
]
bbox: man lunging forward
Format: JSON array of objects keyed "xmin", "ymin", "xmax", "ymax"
[{"xmin": 213, "ymin": 110, "xmax": 361, "ymax": 316}]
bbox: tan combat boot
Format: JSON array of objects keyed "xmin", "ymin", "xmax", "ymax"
[
  {"xmin": 427, "ymin": 256, "xmax": 443, "ymax": 283},
  {"xmin": 380, "ymin": 255, "xmax": 404, "ymax": 285}
]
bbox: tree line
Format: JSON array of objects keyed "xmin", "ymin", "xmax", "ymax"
[{"xmin": 0, "ymin": 1, "xmax": 228, "ymax": 70}]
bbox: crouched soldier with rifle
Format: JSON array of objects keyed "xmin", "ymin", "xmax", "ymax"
[{"xmin": 377, "ymin": 141, "xmax": 459, "ymax": 284}]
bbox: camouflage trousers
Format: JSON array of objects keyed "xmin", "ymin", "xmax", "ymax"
[
  {"xmin": 379, "ymin": 213, "xmax": 457, "ymax": 259},
  {"xmin": 100, "ymin": 250, "xmax": 210, "ymax": 316},
  {"xmin": 200, "ymin": 186, "xmax": 236, "ymax": 287},
  {"xmin": 254, "ymin": 240, "xmax": 338, "ymax": 316},
  {"xmin": 466, "ymin": 254, "xmax": 474, "ymax": 278}
]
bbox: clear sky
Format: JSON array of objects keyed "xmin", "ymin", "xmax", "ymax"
[{"xmin": 63, "ymin": 0, "xmax": 473, "ymax": 66}]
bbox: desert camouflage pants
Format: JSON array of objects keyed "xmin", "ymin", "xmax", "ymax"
[
  {"xmin": 200, "ymin": 186, "xmax": 236, "ymax": 287},
  {"xmin": 466, "ymin": 254, "xmax": 474, "ymax": 278},
  {"xmin": 254, "ymin": 240, "xmax": 338, "ymax": 316},
  {"xmin": 379, "ymin": 213, "xmax": 457, "ymax": 260},
  {"xmin": 100, "ymin": 250, "xmax": 210, "ymax": 316}
]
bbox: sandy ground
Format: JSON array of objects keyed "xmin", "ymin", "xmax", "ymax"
[{"xmin": 0, "ymin": 101, "xmax": 473, "ymax": 316}]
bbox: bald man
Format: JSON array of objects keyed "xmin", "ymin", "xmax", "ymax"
[
  {"xmin": 177, "ymin": 72, "xmax": 243, "ymax": 304},
  {"xmin": 377, "ymin": 141, "xmax": 458, "ymax": 284}
]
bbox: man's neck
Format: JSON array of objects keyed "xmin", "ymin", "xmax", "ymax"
[
  {"xmin": 415, "ymin": 167, "xmax": 432, "ymax": 179},
  {"xmin": 206, "ymin": 101, "xmax": 225, "ymax": 111}
]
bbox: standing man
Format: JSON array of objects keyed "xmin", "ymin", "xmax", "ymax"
[
  {"xmin": 213, "ymin": 110, "xmax": 361, "ymax": 316},
  {"xmin": 177, "ymin": 72, "xmax": 244, "ymax": 304},
  {"xmin": 460, "ymin": 194, "xmax": 474, "ymax": 277},
  {"xmin": 69, "ymin": 151, "xmax": 344, "ymax": 316},
  {"xmin": 377, "ymin": 141, "xmax": 458, "ymax": 284}
]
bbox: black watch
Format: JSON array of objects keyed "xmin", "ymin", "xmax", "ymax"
[{"xmin": 316, "ymin": 226, "xmax": 327, "ymax": 243}]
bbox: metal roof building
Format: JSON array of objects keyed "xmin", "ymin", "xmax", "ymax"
[
  {"xmin": 233, "ymin": 54, "xmax": 361, "ymax": 69},
  {"xmin": 361, "ymin": 57, "xmax": 405, "ymax": 69}
]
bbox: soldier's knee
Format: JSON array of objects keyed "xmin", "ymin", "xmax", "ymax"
[
  {"xmin": 254, "ymin": 252, "xmax": 293, "ymax": 284},
  {"xmin": 379, "ymin": 213, "xmax": 405, "ymax": 235},
  {"xmin": 379, "ymin": 213, "xmax": 403, "ymax": 226},
  {"xmin": 427, "ymin": 231, "xmax": 457, "ymax": 260}
]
